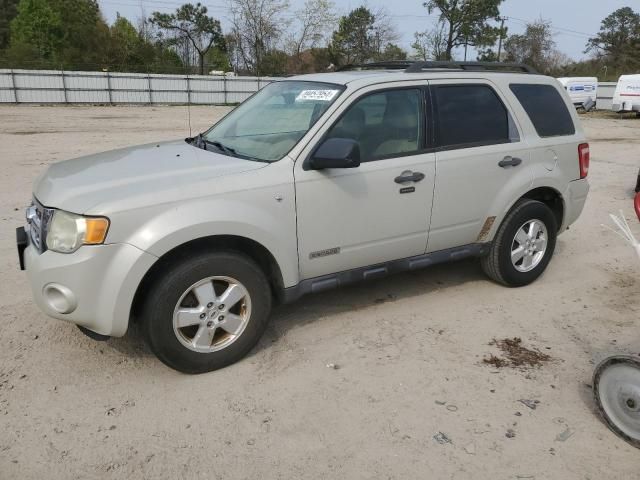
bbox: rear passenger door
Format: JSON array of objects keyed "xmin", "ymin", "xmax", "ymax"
[{"xmin": 426, "ymin": 80, "xmax": 534, "ymax": 253}]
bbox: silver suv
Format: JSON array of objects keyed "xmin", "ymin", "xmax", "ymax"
[{"xmin": 16, "ymin": 62, "xmax": 590, "ymax": 373}]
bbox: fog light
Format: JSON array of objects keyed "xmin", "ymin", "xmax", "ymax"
[{"xmin": 43, "ymin": 283, "xmax": 77, "ymax": 314}]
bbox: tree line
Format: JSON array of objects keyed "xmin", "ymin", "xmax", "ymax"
[{"xmin": 0, "ymin": 0, "xmax": 638, "ymax": 79}]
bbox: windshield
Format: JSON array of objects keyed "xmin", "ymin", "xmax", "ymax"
[{"xmin": 203, "ymin": 81, "xmax": 345, "ymax": 162}]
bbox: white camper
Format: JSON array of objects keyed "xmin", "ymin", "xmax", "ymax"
[
  {"xmin": 612, "ymin": 74, "xmax": 640, "ymax": 113},
  {"xmin": 557, "ymin": 77, "xmax": 598, "ymax": 109}
]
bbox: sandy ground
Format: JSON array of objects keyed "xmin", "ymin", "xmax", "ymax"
[{"xmin": 0, "ymin": 105, "xmax": 639, "ymax": 479}]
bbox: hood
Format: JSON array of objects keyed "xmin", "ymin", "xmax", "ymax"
[{"xmin": 34, "ymin": 140, "xmax": 268, "ymax": 214}]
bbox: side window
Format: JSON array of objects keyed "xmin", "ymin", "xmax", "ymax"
[
  {"xmin": 510, "ymin": 84, "xmax": 576, "ymax": 137},
  {"xmin": 326, "ymin": 89, "xmax": 423, "ymax": 161},
  {"xmin": 434, "ymin": 84, "xmax": 515, "ymax": 149}
]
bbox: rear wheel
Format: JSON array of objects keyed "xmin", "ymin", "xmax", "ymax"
[
  {"xmin": 481, "ymin": 199, "xmax": 558, "ymax": 287},
  {"xmin": 141, "ymin": 251, "xmax": 272, "ymax": 373}
]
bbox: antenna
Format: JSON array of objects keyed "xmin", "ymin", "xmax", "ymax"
[
  {"xmin": 187, "ymin": 99, "xmax": 192, "ymax": 137},
  {"xmin": 187, "ymin": 69, "xmax": 192, "ymax": 137}
]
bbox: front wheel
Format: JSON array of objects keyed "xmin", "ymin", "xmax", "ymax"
[
  {"xmin": 481, "ymin": 199, "xmax": 558, "ymax": 287},
  {"xmin": 141, "ymin": 251, "xmax": 272, "ymax": 373}
]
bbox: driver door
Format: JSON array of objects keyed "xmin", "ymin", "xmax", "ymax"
[{"xmin": 294, "ymin": 84, "xmax": 436, "ymax": 280}]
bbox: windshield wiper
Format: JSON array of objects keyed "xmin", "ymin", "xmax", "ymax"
[
  {"xmin": 189, "ymin": 135, "xmax": 267, "ymax": 163},
  {"xmin": 204, "ymin": 140, "xmax": 267, "ymax": 162},
  {"xmin": 205, "ymin": 140, "xmax": 237, "ymax": 156}
]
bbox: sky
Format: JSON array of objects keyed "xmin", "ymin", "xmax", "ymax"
[{"xmin": 98, "ymin": 0, "xmax": 637, "ymax": 61}]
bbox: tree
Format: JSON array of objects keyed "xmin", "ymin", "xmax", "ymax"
[
  {"xmin": 150, "ymin": 3, "xmax": 226, "ymax": 75},
  {"xmin": 586, "ymin": 7, "xmax": 640, "ymax": 66},
  {"xmin": 228, "ymin": 0, "xmax": 290, "ymax": 75},
  {"xmin": 0, "ymin": 0, "xmax": 20, "ymax": 50},
  {"xmin": 9, "ymin": 0, "xmax": 62, "ymax": 61},
  {"xmin": 56, "ymin": 0, "xmax": 110, "ymax": 67},
  {"xmin": 109, "ymin": 14, "xmax": 141, "ymax": 67},
  {"xmin": 412, "ymin": 25, "xmax": 448, "ymax": 60},
  {"xmin": 503, "ymin": 19, "xmax": 568, "ymax": 74},
  {"xmin": 328, "ymin": 7, "xmax": 399, "ymax": 66},
  {"xmin": 329, "ymin": 7, "xmax": 375, "ymax": 66},
  {"xmin": 285, "ymin": 0, "xmax": 336, "ymax": 73},
  {"xmin": 424, "ymin": 0, "xmax": 505, "ymax": 60},
  {"xmin": 7, "ymin": 0, "xmax": 111, "ymax": 69},
  {"xmin": 205, "ymin": 44, "xmax": 231, "ymax": 72},
  {"xmin": 369, "ymin": 8, "xmax": 400, "ymax": 59},
  {"xmin": 376, "ymin": 43, "xmax": 407, "ymax": 61}
]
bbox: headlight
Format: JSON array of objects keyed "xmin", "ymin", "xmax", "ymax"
[{"xmin": 46, "ymin": 210, "xmax": 110, "ymax": 253}]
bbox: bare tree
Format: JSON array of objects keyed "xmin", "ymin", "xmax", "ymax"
[
  {"xmin": 228, "ymin": 0, "xmax": 290, "ymax": 75},
  {"xmin": 412, "ymin": 24, "xmax": 448, "ymax": 60},
  {"xmin": 285, "ymin": 0, "xmax": 336, "ymax": 73},
  {"xmin": 370, "ymin": 7, "xmax": 400, "ymax": 59}
]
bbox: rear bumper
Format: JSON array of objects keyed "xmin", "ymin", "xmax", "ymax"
[
  {"xmin": 24, "ymin": 242, "xmax": 157, "ymax": 337},
  {"xmin": 562, "ymin": 178, "xmax": 590, "ymax": 231}
]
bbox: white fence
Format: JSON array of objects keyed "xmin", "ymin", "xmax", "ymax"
[
  {"xmin": 0, "ymin": 69, "xmax": 281, "ymax": 104},
  {"xmin": 0, "ymin": 69, "xmax": 620, "ymax": 108}
]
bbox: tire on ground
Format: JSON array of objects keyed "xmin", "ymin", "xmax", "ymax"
[
  {"xmin": 481, "ymin": 199, "xmax": 558, "ymax": 287},
  {"xmin": 141, "ymin": 251, "xmax": 272, "ymax": 374}
]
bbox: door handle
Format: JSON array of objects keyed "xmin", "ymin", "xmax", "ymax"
[
  {"xmin": 498, "ymin": 156, "xmax": 523, "ymax": 168},
  {"xmin": 394, "ymin": 171, "xmax": 425, "ymax": 184}
]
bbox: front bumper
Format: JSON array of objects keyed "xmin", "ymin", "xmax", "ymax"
[{"xmin": 23, "ymin": 242, "xmax": 157, "ymax": 337}]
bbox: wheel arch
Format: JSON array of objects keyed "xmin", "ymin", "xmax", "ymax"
[
  {"xmin": 519, "ymin": 186, "xmax": 565, "ymax": 232},
  {"xmin": 130, "ymin": 235, "xmax": 286, "ymax": 323}
]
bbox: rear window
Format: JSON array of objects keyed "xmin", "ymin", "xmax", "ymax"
[
  {"xmin": 510, "ymin": 84, "xmax": 575, "ymax": 137},
  {"xmin": 434, "ymin": 84, "xmax": 512, "ymax": 148}
]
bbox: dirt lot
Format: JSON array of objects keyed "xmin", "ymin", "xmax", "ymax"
[{"xmin": 0, "ymin": 106, "xmax": 638, "ymax": 479}]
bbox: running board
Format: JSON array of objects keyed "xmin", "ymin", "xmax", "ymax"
[{"xmin": 282, "ymin": 243, "xmax": 489, "ymax": 304}]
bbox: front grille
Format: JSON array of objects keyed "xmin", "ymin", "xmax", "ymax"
[{"xmin": 26, "ymin": 199, "xmax": 54, "ymax": 253}]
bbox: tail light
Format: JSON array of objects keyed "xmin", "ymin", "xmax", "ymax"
[
  {"xmin": 578, "ymin": 143, "xmax": 590, "ymax": 179},
  {"xmin": 635, "ymin": 192, "xmax": 640, "ymax": 222}
]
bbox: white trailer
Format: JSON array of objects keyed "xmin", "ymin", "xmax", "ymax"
[
  {"xmin": 557, "ymin": 77, "xmax": 598, "ymax": 109},
  {"xmin": 611, "ymin": 74, "xmax": 640, "ymax": 113}
]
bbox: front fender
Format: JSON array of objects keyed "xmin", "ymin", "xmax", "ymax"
[{"xmin": 106, "ymin": 189, "xmax": 299, "ymax": 288}]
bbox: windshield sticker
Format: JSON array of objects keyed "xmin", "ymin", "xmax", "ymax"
[{"xmin": 296, "ymin": 89, "xmax": 340, "ymax": 102}]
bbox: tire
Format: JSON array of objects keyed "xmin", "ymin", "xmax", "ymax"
[
  {"xmin": 481, "ymin": 199, "xmax": 558, "ymax": 287},
  {"xmin": 141, "ymin": 251, "xmax": 272, "ymax": 374},
  {"xmin": 593, "ymin": 355, "xmax": 640, "ymax": 449}
]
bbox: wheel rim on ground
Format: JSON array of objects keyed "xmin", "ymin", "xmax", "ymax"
[
  {"xmin": 595, "ymin": 359, "xmax": 640, "ymax": 443},
  {"xmin": 172, "ymin": 276, "xmax": 252, "ymax": 353},
  {"xmin": 510, "ymin": 219, "xmax": 548, "ymax": 273}
]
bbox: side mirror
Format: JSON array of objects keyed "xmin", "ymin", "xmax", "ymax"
[{"xmin": 309, "ymin": 138, "xmax": 361, "ymax": 170}]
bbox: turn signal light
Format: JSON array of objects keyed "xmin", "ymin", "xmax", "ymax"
[{"xmin": 85, "ymin": 218, "xmax": 110, "ymax": 244}]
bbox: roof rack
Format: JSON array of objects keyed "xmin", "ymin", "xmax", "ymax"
[
  {"xmin": 405, "ymin": 61, "xmax": 538, "ymax": 74},
  {"xmin": 337, "ymin": 61, "xmax": 538, "ymax": 74},
  {"xmin": 337, "ymin": 61, "xmax": 415, "ymax": 72}
]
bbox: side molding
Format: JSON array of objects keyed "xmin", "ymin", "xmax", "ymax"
[{"xmin": 283, "ymin": 243, "xmax": 490, "ymax": 303}]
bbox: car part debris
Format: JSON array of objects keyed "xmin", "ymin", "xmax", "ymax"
[
  {"xmin": 433, "ymin": 432, "xmax": 452, "ymax": 444},
  {"xmin": 519, "ymin": 399, "xmax": 540, "ymax": 410}
]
